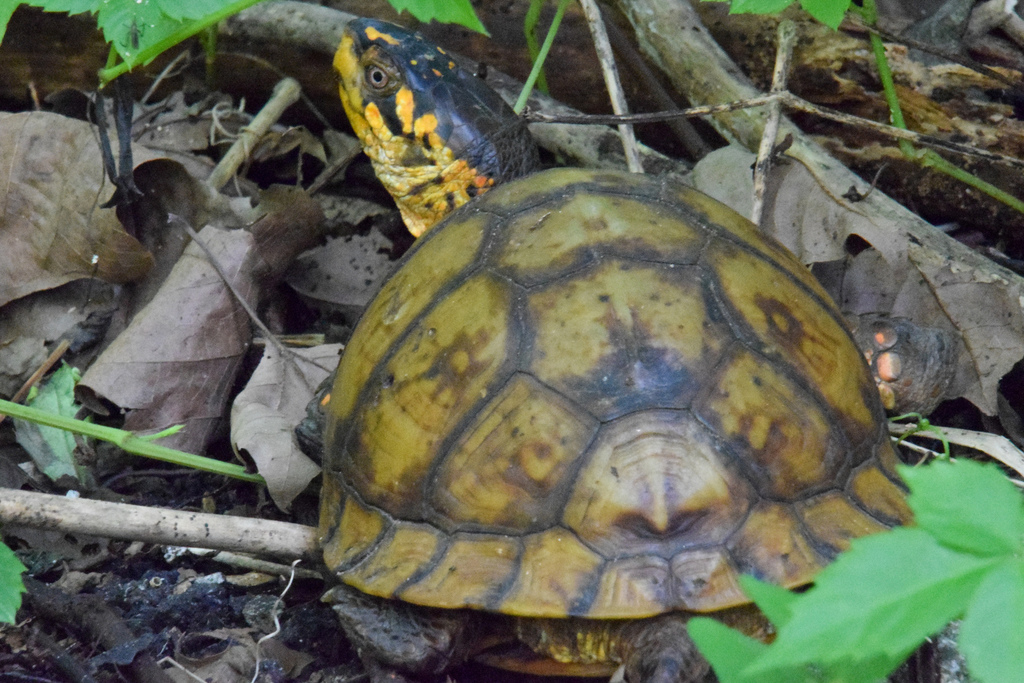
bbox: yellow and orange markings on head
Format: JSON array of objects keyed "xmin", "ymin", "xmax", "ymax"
[
  {"xmin": 394, "ymin": 87, "xmax": 415, "ymax": 134},
  {"xmin": 363, "ymin": 25, "xmax": 400, "ymax": 45},
  {"xmin": 334, "ymin": 18, "xmax": 539, "ymax": 236}
]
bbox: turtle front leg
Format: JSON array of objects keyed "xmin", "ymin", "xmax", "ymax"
[
  {"xmin": 324, "ymin": 583, "xmax": 483, "ymax": 682},
  {"xmin": 620, "ymin": 614, "xmax": 713, "ymax": 683}
]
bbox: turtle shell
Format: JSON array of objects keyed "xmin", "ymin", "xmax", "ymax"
[{"xmin": 319, "ymin": 167, "xmax": 911, "ymax": 620}]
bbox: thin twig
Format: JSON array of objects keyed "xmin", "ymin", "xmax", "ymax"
[
  {"xmin": 524, "ymin": 94, "xmax": 779, "ymax": 125},
  {"xmin": 602, "ymin": 16, "xmax": 713, "ymax": 160},
  {"xmin": 0, "ymin": 340, "xmax": 71, "ymax": 427},
  {"xmin": 579, "ymin": 0, "xmax": 642, "ymax": 173},
  {"xmin": 891, "ymin": 434, "xmax": 942, "ymax": 462},
  {"xmin": 524, "ymin": 92, "xmax": 1024, "ymax": 172},
  {"xmin": 189, "ymin": 549, "xmax": 321, "ymax": 579},
  {"xmin": 752, "ymin": 20, "xmax": 796, "ymax": 226},
  {"xmin": 139, "ymin": 50, "xmax": 191, "ymax": 106}
]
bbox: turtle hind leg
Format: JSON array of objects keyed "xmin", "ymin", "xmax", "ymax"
[
  {"xmin": 621, "ymin": 614, "xmax": 713, "ymax": 683},
  {"xmin": 324, "ymin": 583, "xmax": 481, "ymax": 680}
]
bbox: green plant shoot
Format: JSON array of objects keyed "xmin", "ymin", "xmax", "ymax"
[{"xmin": 0, "ymin": 398, "xmax": 263, "ymax": 483}]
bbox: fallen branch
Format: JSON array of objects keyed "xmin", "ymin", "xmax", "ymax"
[{"xmin": 0, "ymin": 488, "xmax": 318, "ymax": 562}]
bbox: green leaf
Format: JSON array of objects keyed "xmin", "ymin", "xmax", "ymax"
[
  {"xmin": 959, "ymin": 560, "xmax": 1024, "ymax": 683},
  {"xmin": 155, "ymin": 0, "xmax": 230, "ymax": 21},
  {"xmin": 13, "ymin": 364, "xmax": 85, "ymax": 484},
  {"xmin": 798, "ymin": 0, "xmax": 851, "ymax": 28},
  {"xmin": 900, "ymin": 459, "xmax": 1024, "ymax": 557},
  {"xmin": 738, "ymin": 575, "xmax": 799, "ymax": 628},
  {"xmin": 94, "ymin": 0, "xmax": 184, "ymax": 64},
  {"xmin": 0, "ymin": 540, "xmax": 27, "ymax": 624},
  {"xmin": 0, "ymin": 0, "xmax": 18, "ymax": 45},
  {"xmin": 388, "ymin": 0, "xmax": 487, "ymax": 34},
  {"xmin": 725, "ymin": 0, "xmax": 796, "ymax": 16},
  {"xmin": 687, "ymin": 617, "xmax": 792, "ymax": 683},
  {"xmin": 750, "ymin": 528, "xmax": 994, "ymax": 673}
]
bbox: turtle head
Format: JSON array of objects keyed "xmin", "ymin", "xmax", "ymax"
[{"xmin": 335, "ymin": 18, "xmax": 538, "ymax": 236}]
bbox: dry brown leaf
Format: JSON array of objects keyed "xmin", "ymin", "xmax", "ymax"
[
  {"xmin": 78, "ymin": 225, "xmax": 257, "ymax": 452},
  {"xmin": 286, "ymin": 227, "xmax": 396, "ymax": 318},
  {"xmin": 231, "ymin": 344, "xmax": 340, "ymax": 511},
  {"xmin": 0, "ymin": 280, "xmax": 115, "ymax": 395},
  {"xmin": 0, "ymin": 111, "xmax": 154, "ymax": 307},
  {"xmin": 691, "ymin": 145, "xmax": 1024, "ymax": 414},
  {"xmin": 78, "ymin": 186, "xmax": 325, "ymax": 455},
  {"xmin": 250, "ymin": 126, "xmax": 327, "ymax": 164},
  {"xmin": 123, "ymin": 159, "xmax": 244, "ymax": 317}
]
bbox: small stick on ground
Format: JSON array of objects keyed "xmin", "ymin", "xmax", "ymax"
[
  {"xmin": 579, "ymin": 0, "xmax": 643, "ymax": 173},
  {"xmin": 0, "ymin": 340, "xmax": 70, "ymax": 427},
  {"xmin": 189, "ymin": 549, "xmax": 322, "ymax": 580},
  {"xmin": 206, "ymin": 77, "xmax": 302, "ymax": 190},
  {"xmin": 751, "ymin": 20, "xmax": 796, "ymax": 226}
]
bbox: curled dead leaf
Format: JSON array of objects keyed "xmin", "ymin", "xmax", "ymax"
[
  {"xmin": 231, "ymin": 344, "xmax": 341, "ymax": 511},
  {"xmin": 0, "ymin": 112, "xmax": 154, "ymax": 307}
]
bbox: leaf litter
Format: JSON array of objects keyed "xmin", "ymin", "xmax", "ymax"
[{"xmin": 0, "ymin": 111, "xmax": 154, "ymax": 308}]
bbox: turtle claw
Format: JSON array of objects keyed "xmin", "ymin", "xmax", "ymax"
[{"xmin": 325, "ymin": 584, "xmax": 475, "ymax": 677}]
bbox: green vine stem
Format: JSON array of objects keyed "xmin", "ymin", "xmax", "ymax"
[
  {"xmin": 852, "ymin": 0, "xmax": 1024, "ymax": 215},
  {"xmin": 0, "ymin": 399, "xmax": 264, "ymax": 484},
  {"xmin": 514, "ymin": 0, "xmax": 572, "ymax": 114},
  {"xmin": 524, "ymin": 0, "xmax": 550, "ymax": 94}
]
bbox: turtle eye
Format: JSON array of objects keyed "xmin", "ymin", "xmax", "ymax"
[{"xmin": 365, "ymin": 65, "xmax": 391, "ymax": 90}]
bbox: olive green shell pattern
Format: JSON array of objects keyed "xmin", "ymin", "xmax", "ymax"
[{"xmin": 319, "ymin": 167, "xmax": 911, "ymax": 620}]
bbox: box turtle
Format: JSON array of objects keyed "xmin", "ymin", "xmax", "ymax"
[{"xmin": 319, "ymin": 18, "xmax": 912, "ymax": 683}]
